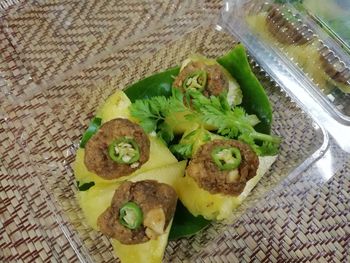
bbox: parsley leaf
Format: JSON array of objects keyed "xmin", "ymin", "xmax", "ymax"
[
  {"xmin": 129, "ymin": 89, "xmax": 186, "ymax": 143},
  {"xmin": 130, "ymin": 88, "xmax": 280, "ymax": 156},
  {"xmin": 170, "ymin": 143, "xmax": 193, "ymax": 160},
  {"xmin": 170, "ymin": 126, "xmax": 216, "ymax": 160},
  {"xmin": 129, "ymin": 99, "xmax": 158, "ymax": 133},
  {"xmin": 189, "ymin": 90, "xmax": 281, "ymax": 156},
  {"xmin": 157, "ymin": 122, "xmax": 174, "ymax": 144}
]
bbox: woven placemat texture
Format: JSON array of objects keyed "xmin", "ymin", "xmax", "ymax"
[
  {"xmin": 0, "ymin": 0, "xmax": 201, "ymax": 102},
  {"xmin": 1, "ymin": 0, "xmax": 350, "ymax": 262},
  {"xmin": 195, "ymin": 142, "xmax": 350, "ymax": 263},
  {"xmin": 1, "ymin": 106, "xmax": 80, "ymax": 262}
]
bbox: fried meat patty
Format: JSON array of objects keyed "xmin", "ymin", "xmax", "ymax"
[
  {"xmin": 98, "ymin": 180, "xmax": 177, "ymax": 244},
  {"xmin": 186, "ymin": 139, "xmax": 259, "ymax": 196},
  {"xmin": 84, "ymin": 118, "xmax": 150, "ymax": 180}
]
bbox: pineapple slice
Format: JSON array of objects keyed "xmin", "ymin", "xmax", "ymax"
[
  {"xmin": 76, "ymin": 89, "xmax": 178, "ymax": 184},
  {"xmin": 96, "ymin": 90, "xmax": 132, "ymax": 123},
  {"xmin": 78, "ymin": 183, "xmax": 119, "ymax": 229},
  {"xmin": 176, "ymin": 155, "xmax": 277, "ymax": 220},
  {"xmin": 111, "ymin": 222, "xmax": 172, "ymax": 263},
  {"xmin": 164, "ymin": 111, "xmax": 198, "ymax": 135},
  {"xmin": 78, "ymin": 161, "xmax": 186, "ymax": 229},
  {"xmin": 135, "ymin": 135, "xmax": 177, "ymax": 172},
  {"xmin": 78, "ymin": 161, "xmax": 186, "ymax": 263},
  {"xmin": 74, "ymin": 135, "xmax": 178, "ymax": 185},
  {"xmin": 128, "ymin": 160, "xmax": 186, "ymax": 186}
]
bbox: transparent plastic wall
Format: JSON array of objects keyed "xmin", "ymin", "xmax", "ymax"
[
  {"xmin": 1, "ymin": 0, "xmax": 350, "ymax": 262},
  {"xmin": 221, "ymin": 0, "xmax": 350, "ymax": 152}
]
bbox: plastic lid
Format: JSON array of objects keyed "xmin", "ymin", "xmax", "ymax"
[
  {"xmin": 221, "ymin": 0, "xmax": 350, "ymax": 151},
  {"xmin": 296, "ymin": 0, "xmax": 350, "ymax": 54}
]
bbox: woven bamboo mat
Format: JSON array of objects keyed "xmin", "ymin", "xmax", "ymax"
[
  {"xmin": 195, "ymin": 147, "xmax": 350, "ymax": 263},
  {"xmin": 1, "ymin": 0, "xmax": 350, "ymax": 262}
]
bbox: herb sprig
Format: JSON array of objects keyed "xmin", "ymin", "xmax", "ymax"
[
  {"xmin": 129, "ymin": 90, "xmax": 186, "ymax": 144},
  {"xmin": 129, "ymin": 89, "xmax": 280, "ymax": 156},
  {"xmin": 189, "ymin": 90, "xmax": 281, "ymax": 156}
]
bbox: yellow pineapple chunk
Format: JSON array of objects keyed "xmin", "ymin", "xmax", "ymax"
[
  {"xmin": 96, "ymin": 90, "xmax": 132, "ymax": 123},
  {"xmin": 129, "ymin": 160, "xmax": 186, "ymax": 186},
  {"xmin": 165, "ymin": 111, "xmax": 198, "ymax": 134},
  {"xmin": 78, "ymin": 183, "xmax": 119, "ymax": 230},
  {"xmin": 176, "ymin": 155, "xmax": 277, "ymax": 220},
  {"xmin": 78, "ymin": 161, "xmax": 185, "ymax": 263},
  {"xmin": 111, "ymin": 222, "xmax": 172, "ymax": 263},
  {"xmin": 135, "ymin": 135, "xmax": 178, "ymax": 173},
  {"xmin": 77, "ymin": 161, "xmax": 186, "ymax": 230}
]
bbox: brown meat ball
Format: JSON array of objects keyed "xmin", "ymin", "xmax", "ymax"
[
  {"xmin": 84, "ymin": 118, "xmax": 150, "ymax": 180},
  {"xmin": 98, "ymin": 180, "xmax": 177, "ymax": 244},
  {"xmin": 319, "ymin": 46, "xmax": 350, "ymax": 85},
  {"xmin": 186, "ymin": 139, "xmax": 259, "ymax": 196},
  {"xmin": 173, "ymin": 61, "xmax": 229, "ymax": 97},
  {"xmin": 266, "ymin": 6, "xmax": 314, "ymax": 45}
]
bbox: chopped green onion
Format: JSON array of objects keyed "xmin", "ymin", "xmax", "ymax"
[
  {"xmin": 182, "ymin": 70, "xmax": 207, "ymax": 91},
  {"xmin": 108, "ymin": 137, "xmax": 140, "ymax": 164},
  {"xmin": 80, "ymin": 117, "xmax": 102, "ymax": 148},
  {"xmin": 211, "ymin": 146, "xmax": 241, "ymax": 171},
  {"xmin": 119, "ymin": 202, "xmax": 143, "ymax": 229}
]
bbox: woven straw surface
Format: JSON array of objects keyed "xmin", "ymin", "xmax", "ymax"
[{"xmin": 1, "ymin": 0, "xmax": 349, "ymax": 262}]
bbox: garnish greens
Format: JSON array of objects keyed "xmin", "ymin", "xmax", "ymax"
[
  {"xmin": 189, "ymin": 90, "xmax": 281, "ymax": 156},
  {"xmin": 170, "ymin": 127, "xmax": 213, "ymax": 160},
  {"xmin": 130, "ymin": 89, "xmax": 280, "ymax": 156},
  {"xmin": 170, "ymin": 143, "xmax": 193, "ymax": 160},
  {"xmin": 129, "ymin": 90, "xmax": 186, "ymax": 144}
]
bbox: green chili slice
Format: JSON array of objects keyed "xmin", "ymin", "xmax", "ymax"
[
  {"xmin": 211, "ymin": 146, "xmax": 241, "ymax": 171},
  {"xmin": 182, "ymin": 70, "xmax": 207, "ymax": 91},
  {"xmin": 80, "ymin": 117, "xmax": 102, "ymax": 148},
  {"xmin": 108, "ymin": 137, "xmax": 140, "ymax": 164},
  {"xmin": 119, "ymin": 202, "xmax": 143, "ymax": 229}
]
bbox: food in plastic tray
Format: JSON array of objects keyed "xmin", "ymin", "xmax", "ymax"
[
  {"xmin": 2, "ymin": 1, "xmax": 339, "ymax": 262},
  {"xmin": 241, "ymin": 0, "xmax": 350, "ymax": 119},
  {"xmin": 74, "ymin": 44, "xmax": 282, "ymax": 262}
]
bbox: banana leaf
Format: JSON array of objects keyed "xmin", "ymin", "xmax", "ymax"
[
  {"xmin": 217, "ymin": 43, "xmax": 272, "ymax": 134},
  {"xmin": 124, "ymin": 67, "xmax": 180, "ymax": 102}
]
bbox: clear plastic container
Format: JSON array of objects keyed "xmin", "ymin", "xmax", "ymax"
[
  {"xmin": 2, "ymin": 0, "xmax": 349, "ymax": 262},
  {"xmin": 222, "ymin": 0, "xmax": 350, "ymax": 151},
  {"xmin": 298, "ymin": 0, "xmax": 350, "ymax": 53},
  {"xmin": 26, "ymin": 25, "xmax": 330, "ymax": 261}
]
